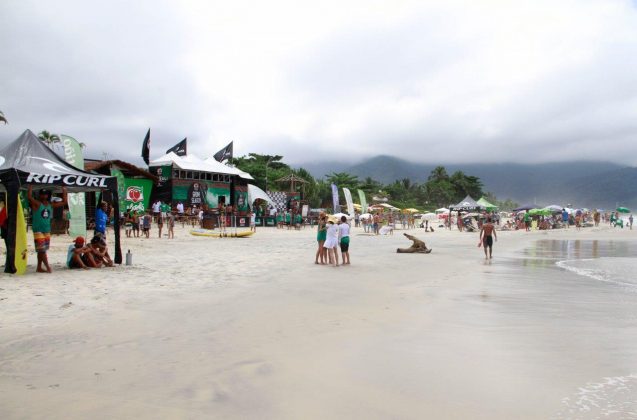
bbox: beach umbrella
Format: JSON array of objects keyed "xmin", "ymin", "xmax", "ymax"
[
  {"xmin": 422, "ymin": 212, "xmax": 437, "ymax": 220},
  {"xmin": 543, "ymin": 205, "xmax": 563, "ymax": 212},
  {"xmin": 402, "ymin": 208, "xmax": 419, "ymax": 213},
  {"xmin": 529, "ymin": 208, "xmax": 551, "ymax": 216},
  {"xmin": 332, "ymin": 212, "xmax": 352, "ymax": 220},
  {"xmin": 617, "ymin": 207, "xmax": 631, "ymax": 213},
  {"xmin": 512, "ymin": 203, "xmax": 538, "ymax": 212},
  {"xmin": 435, "ymin": 207, "xmax": 449, "ymax": 214},
  {"xmin": 360, "ymin": 213, "xmax": 372, "ymax": 219}
]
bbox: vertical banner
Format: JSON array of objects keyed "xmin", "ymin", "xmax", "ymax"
[
  {"xmin": 358, "ymin": 189, "xmax": 368, "ymax": 213},
  {"xmin": 331, "ymin": 183, "xmax": 340, "ymax": 214},
  {"xmin": 61, "ymin": 135, "xmax": 87, "ymax": 238},
  {"xmin": 110, "ymin": 168, "xmax": 127, "ymax": 213},
  {"xmin": 343, "ymin": 188, "xmax": 355, "ymax": 216}
]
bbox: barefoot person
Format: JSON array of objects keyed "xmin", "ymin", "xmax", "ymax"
[
  {"xmin": 324, "ymin": 219, "xmax": 339, "ymax": 266},
  {"xmin": 315, "ymin": 213, "xmax": 327, "ymax": 264},
  {"xmin": 479, "ymin": 216, "xmax": 497, "ymax": 260},
  {"xmin": 27, "ymin": 186, "xmax": 67, "ymax": 273},
  {"xmin": 67, "ymin": 236, "xmax": 100, "ymax": 269},
  {"xmin": 338, "ymin": 215, "xmax": 351, "ymax": 265}
]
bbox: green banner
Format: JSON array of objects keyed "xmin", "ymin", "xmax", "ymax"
[
  {"xmin": 61, "ymin": 135, "xmax": 87, "ymax": 238},
  {"xmin": 111, "ymin": 168, "xmax": 127, "ymax": 213},
  {"xmin": 358, "ymin": 189, "xmax": 368, "ymax": 213},
  {"xmin": 173, "ymin": 182, "xmax": 229, "ymax": 208},
  {"xmin": 123, "ymin": 178, "xmax": 153, "ymax": 214},
  {"xmin": 235, "ymin": 191, "xmax": 249, "ymax": 212}
]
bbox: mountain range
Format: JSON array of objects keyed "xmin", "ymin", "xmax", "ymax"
[{"xmin": 300, "ymin": 155, "xmax": 637, "ymax": 209}]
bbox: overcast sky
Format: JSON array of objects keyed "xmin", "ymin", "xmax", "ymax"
[{"xmin": 1, "ymin": 0, "xmax": 637, "ymax": 167}]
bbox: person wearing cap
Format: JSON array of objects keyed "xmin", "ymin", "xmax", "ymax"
[
  {"xmin": 67, "ymin": 236, "xmax": 99, "ymax": 269},
  {"xmin": 89, "ymin": 233, "xmax": 113, "ymax": 267},
  {"xmin": 28, "ymin": 185, "xmax": 67, "ymax": 273}
]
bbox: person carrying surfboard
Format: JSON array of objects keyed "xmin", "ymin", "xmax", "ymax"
[{"xmin": 27, "ymin": 186, "xmax": 67, "ymax": 273}]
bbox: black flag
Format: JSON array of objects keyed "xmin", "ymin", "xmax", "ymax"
[
  {"xmin": 166, "ymin": 138, "xmax": 187, "ymax": 156},
  {"xmin": 213, "ymin": 141, "xmax": 233, "ymax": 162},
  {"xmin": 141, "ymin": 128, "xmax": 150, "ymax": 165}
]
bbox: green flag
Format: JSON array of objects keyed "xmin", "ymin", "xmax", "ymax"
[
  {"xmin": 357, "ymin": 189, "xmax": 368, "ymax": 213},
  {"xmin": 61, "ymin": 135, "xmax": 87, "ymax": 238}
]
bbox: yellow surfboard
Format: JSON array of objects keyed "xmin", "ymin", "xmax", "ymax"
[
  {"xmin": 15, "ymin": 198, "xmax": 28, "ymax": 275},
  {"xmin": 190, "ymin": 228, "xmax": 254, "ymax": 238}
]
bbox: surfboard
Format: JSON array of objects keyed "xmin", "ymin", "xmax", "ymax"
[
  {"xmin": 14, "ymin": 198, "xmax": 28, "ymax": 275},
  {"xmin": 190, "ymin": 228, "xmax": 254, "ymax": 238}
]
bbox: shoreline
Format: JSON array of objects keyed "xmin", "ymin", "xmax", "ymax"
[{"xmin": 1, "ymin": 225, "xmax": 636, "ymax": 419}]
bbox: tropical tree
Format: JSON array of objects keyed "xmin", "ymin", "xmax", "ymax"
[
  {"xmin": 325, "ymin": 172, "xmax": 360, "ymax": 190},
  {"xmin": 38, "ymin": 130, "xmax": 61, "ymax": 149},
  {"xmin": 449, "ymin": 171, "xmax": 483, "ymax": 202}
]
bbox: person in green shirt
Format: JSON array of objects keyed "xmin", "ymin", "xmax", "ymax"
[
  {"xmin": 524, "ymin": 211, "xmax": 531, "ymax": 232},
  {"xmin": 27, "ymin": 185, "xmax": 67, "ymax": 273}
]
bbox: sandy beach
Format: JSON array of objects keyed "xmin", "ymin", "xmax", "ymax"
[{"xmin": 1, "ymin": 224, "xmax": 636, "ymax": 419}]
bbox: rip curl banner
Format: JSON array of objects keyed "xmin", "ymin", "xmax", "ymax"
[
  {"xmin": 331, "ymin": 183, "xmax": 340, "ymax": 214},
  {"xmin": 343, "ymin": 187, "xmax": 355, "ymax": 217},
  {"xmin": 61, "ymin": 134, "xmax": 87, "ymax": 238}
]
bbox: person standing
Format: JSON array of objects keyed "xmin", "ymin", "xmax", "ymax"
[
  {"xmin": 95, "ymin": 201, "xmax": 109, "ymax": 237},
  {"xmin": 562, "ymin": 208, "xmax": 569, "ymax": 228},
  {"xmin": 249, "ymin": 210, "xmax": 256, "ymax": 232},
  {"xmin": 479, "ymin": 216, "xmax": 497, "ymax": 260},
  {"xmin": 524, "ymin": 211, "xmax": 531, "ymax": 231},
  {"xmin": 324, "ymin": 219, "xmax": 339, "ymax": 266},
  {"xmin": 27, "ymin": 186, "xmax": 67, "ymax": 273},
  {"xmin": 152, "ymin": 199, "xmax": 161, "ymax": 223},
  {"xmin": 167, "ymin": 210, "xmax": 175, "ymax": 239},
  {"xmin": 339, "ymin": 215, "xmax": 351, "ymax": 265},
  {"xmin": 315, "ymin": 213, "xmax": 327, "ymax": 264},
  {"xmin": 629, "ymin": 214, "xmax": 634, "ymax": 230}
]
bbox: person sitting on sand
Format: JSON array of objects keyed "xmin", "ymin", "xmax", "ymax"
[
  {"xmin": 479, "ymin": 217, "xmax": 497, "ymax": 260},
  {"xmin": 67, "ymin": 236, "xmax": 100, "ymax": 269},
  {"xmin": 89, "ymin": 234, "xmax": 114, "ymax": 267}
]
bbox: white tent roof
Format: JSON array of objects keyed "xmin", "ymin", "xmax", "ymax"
[
  {"xmin": 435, "ymin": 207, "xmax": 449, "ymax": 213},
  {"xmin": 248, "ymin": 184, "xmax": 273, "ymax": 204},
  {"xmin": 149, "ymin": 153, "xmax": 253, "ymax": 179}
]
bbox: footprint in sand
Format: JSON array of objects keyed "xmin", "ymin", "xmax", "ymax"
[{"xmin": 59, "ymin": 302, "xmax": 73, "ymax": 309}]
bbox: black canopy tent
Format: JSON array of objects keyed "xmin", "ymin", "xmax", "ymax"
[
  {"xmin": 448, "ymin": 195, "xmax": 484, "ymax": 228},
  {"xmin": 0, "ymin": 130, "xmax": 122, "ymax": 273},
  {"xmin": 449, "ymin": 195, "xmax": 484, "ymax": 212}
]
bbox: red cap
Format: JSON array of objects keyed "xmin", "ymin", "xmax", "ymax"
[{"xmin": 74, "ymin": 236, "xmax": 85, "ymax": 246}]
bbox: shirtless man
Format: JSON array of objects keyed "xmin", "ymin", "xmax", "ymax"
[{"xmin": 479, "ymin": 217, "xmax": 497, "ymax": 260}]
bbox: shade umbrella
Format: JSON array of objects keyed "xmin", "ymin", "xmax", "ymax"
[
  {"xmin": 402, "ymin": 208, "xmax": 420, "ymax": 213},
  {"xmin": 435, "ymin": 207, "xmax": 449, "ymax": 214},
  {"xmin": 422, "ymin": 212, "xmax": 437, "ymax": 220},
  {"xmin": 543, "ymin": 205, "xmax": 563, "ymax": 212},
  {"xmin": 617, "ymin": 207, "xmax": 631, "ymax": 213},
  {"xmin": 513, "ymin": 203, "xmax": 538, "ymax": 212},
  {"xmin": 360, "ymin": 213, "xmax": 372, "ymax": 219},
  {"xmin": 529, "ymin": 208, "xmax": 551, "ymax": 216}
]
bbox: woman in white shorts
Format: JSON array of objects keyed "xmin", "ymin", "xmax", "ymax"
[{"xmin": 323, "ymin": 220, "xmax": 339, "ymax": 266}]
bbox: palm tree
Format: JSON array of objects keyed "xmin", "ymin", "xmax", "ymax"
[
  {"xmin": 38, "ymin": 130, "xmax": 61, "ymax": 149},
  {"xmin": 0, "ymin": 110, "xmax": 7, "ymax": 124}
]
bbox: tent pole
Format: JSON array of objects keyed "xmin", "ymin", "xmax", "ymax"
[{"xmin": 111, "ymin": 187, "xmax": 122, "ymax": 264}]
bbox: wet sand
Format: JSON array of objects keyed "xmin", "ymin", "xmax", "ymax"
[{"xmin": 1, "ymin": 225, "xmax": 636, "ymax": 419}]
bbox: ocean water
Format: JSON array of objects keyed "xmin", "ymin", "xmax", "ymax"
[{"xmin": 517, "ymin": 240, "xmax": 637, "ymax": 418}]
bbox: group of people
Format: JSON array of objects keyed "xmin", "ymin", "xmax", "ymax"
[
  {"xmin": 26, "ymin": 186, "xmax": 114, "ymax": 273},
  {"xmin": 315, "ymin": 213, "xmax": 351, "ymax": 267}
]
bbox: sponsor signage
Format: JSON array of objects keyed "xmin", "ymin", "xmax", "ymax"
[{"xmin": 26, "ymin": 172, "xmax": 109, "ymax": 187}]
